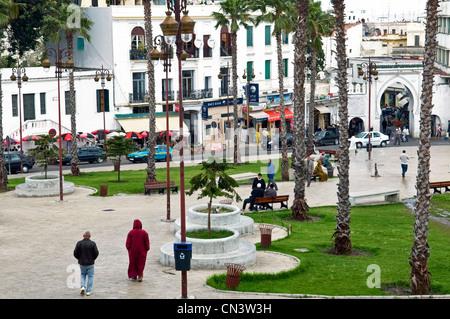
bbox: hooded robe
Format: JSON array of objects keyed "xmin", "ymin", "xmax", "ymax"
[{"xmin": 126, "ymin": 219, "xmax": 150, "ymax": 279}]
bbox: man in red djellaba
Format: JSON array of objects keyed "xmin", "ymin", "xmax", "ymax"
[{"xmin": 126, "ymin": 219, "xmax": 150, "ymax": 282}]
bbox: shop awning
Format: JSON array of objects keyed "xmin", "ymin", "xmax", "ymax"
[
  {"xmin": 264, "ymin": 108, "xmax": 293, "ymax": 122},
  {"xmin": 117, "ymin": 117, "xmax": 189, "ymax": 133},
  {"xmin": 249, "ymin": 111, "xmax": 268, "ymax": 122},
  {"xmin": 315, "ymin": 105, "xmax": 331, "ymax": 114}
]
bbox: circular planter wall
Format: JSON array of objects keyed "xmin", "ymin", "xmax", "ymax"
[
  {"xmin": 160, "ymin": 226, "xmax": 256, "ymax": 270},
  {"xmin": 174, "ymin": 203, "xmax": 254, "ymax": 237},
  {"xmin": 15, "ymin": 174, "xmax": 75, "ymax": 197}
]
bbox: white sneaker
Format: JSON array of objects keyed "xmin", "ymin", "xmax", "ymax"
[
  {"xmin": 80, "ymin": 287, "xmax": 86, "ymax": 295},
  {"xmin": 86, "ymin": 291, "xmax": 92, "ymax": 296}
]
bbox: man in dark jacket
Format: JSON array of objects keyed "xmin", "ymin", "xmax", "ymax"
[
  {"xmin": 74, "ymin": 231, "xmax": 99, "ymax": 296},
  {"xmin": 252, "ymin": 173, "xmax": 266, "ymax": 190},
  {"xmin": 242, "ymin": 183, "xmax": 265, "ymax": 211}
]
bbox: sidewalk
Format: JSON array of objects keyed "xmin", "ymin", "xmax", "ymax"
[{"xmin": 0, "ymin": 144, "xmax": 448, "ymax": 299}]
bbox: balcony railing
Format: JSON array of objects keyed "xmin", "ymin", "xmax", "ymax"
[
  {"xmin": 129, "ymin": 92, "xmax": 148, "ymax": 104},
  {"xmin": 130, "ymin": 49, "xmax": 147, "ymax": 60}
]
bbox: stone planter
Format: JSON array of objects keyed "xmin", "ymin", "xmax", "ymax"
[
  {"xmin": 174, "ymin": 203, "xmax": 254, "ymax": 237},
  {"xmin": 15, "ymin": 174, "xmax": 75, "ymax": 197},
  {"xmin": 160, "ymin": 226, "xmax": 256, "ymax": 270}
]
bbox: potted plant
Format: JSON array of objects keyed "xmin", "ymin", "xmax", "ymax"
[{"xmin": 186, "ymin": 156, "xmax": 241, "ymax": 238}]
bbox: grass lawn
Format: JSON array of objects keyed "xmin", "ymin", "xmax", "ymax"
[{"xmin": 207, "ymin": 203, "xmax": 450, "ymax": 296}]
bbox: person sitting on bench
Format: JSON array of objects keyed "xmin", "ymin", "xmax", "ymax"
[
  {"xmin": 242, "ymin": 183, "xmax": 265, "ymax": 212},
  {"xmin": 264, "ymin": 184, "xmax": 277, "ymax": 197}
]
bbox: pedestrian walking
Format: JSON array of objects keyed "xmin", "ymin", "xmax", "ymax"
[
  {"xmin": 126, "ymin": 219, "xmax": 150, "ymax": 282},
  {"xmin": 394, "ymin": 129, "xmax": 401, "ymax": 145},
  {"xmin": 305, "ymin": 156, "xmax": 315, "ymax": 187},
  {"xmin": 349, "ymin": 136, "xmax": 357, "ymax": 154},
  {"xmin": 400, "ymin": 150, "xmax": 409, "ymax": 178},
  {"xmin": 436, "ymin": 124, "xmax": 442, "ymax": 137},
  {"xmin": 266, "ymin": 159, "xmax": 278, "ymax": 191},
  {"xmin": 402, "ymin": 126, "xmax": 409, "ymax": 142},
  {"xmin": 73, "ymin": 231, "xmax": 99, "ymax": 296}
]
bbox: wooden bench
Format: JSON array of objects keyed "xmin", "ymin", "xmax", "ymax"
[
  {"xmin": 144, "ymin": 181, "xmax": 178, "ymax": 195},
  {"xmin": 430, "ymin": 181, "xmax": 450, "ymax": 194},
  {"xmin": 254, "ymin": 195, "xmax": 289, "ymax": 212},
  {"xmin": 318, "ymin": 149, "xmax": 340, "ymax": 159},
  {"xmin": 349, "ymin": 189, "xmax": 400, "ymax": 206}
]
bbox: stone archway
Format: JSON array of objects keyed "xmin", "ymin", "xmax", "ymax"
[{"xmin": 376, "ymin": 75, "xmax": 420, "ymax": 138}]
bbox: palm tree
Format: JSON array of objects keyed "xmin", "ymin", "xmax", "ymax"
[
  {"xmin": 0, "ymin": 0, "xmax": 22, "ymax": 191},
  {"xmin": 212, "ymin": 0, "xmax": 253, "ymax": 165},
  {"xmin": 306, "ymin": 0, "xmax": 334, "ymax": 155},
  {"xmin": 290, "ymin": 0, "xmax": 310, "ymax": 221},
  {"xmin": 409, "ymin": 0, "xmax": 439, "ymax": 295},
  {"xmin": 42, "ymin": 2, "xmax": 93, "ymax": 177},
  {"xmin": 143, "ymin": 0, "xmax": 156, "ymax": 183},
  {"xmin": 252, "ymin": 0, "xmax": 296, "ymax": 181},
  {"xmin": 331, "ymin": 0, "xmax": 352, "ymax": 255}
]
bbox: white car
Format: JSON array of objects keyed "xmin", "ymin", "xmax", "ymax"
[{"xmin": 349, "ymin": 131, "xmax": 390, "ymax": 148}]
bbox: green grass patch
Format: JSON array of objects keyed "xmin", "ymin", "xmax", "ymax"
[
  {"xmin": 186, "ymin": 229, "xmax": 234, "ymax": 239},
  {"xmin": 206, "ymin": 203, "xmax": 450, "ymax": 296}
]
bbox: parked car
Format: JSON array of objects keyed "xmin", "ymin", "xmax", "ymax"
[
  {"xmin": 3, "ymin": 151, "xmax": 35, "ymax": 174},
  {"xmin": 349, "ymin": 131, "xmax": 390, "ymax": 148},
  {"xmin": 127, "ymin": 145, "xmax": 172, "ymax": 163},
  {"xmin": 313, "ymin": 129, "xmax": 339, "ymax": 146},
  {"xmin": 261, "ymin": 132, "xmax": 293, "ymax": 151},
  {"xmin": 60, "ymin": 146, "xmax": 106, "ymax": 165}
]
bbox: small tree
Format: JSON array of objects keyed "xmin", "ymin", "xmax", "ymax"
[
  {"xmin": 186, "ymin": 156, "xmax": 241, "ymax": 237},
  {"xmin": 29, "ymin": 134, "xmax": 59, "ymax": 179},
  {"xmin": 105, "ymin": 135, "xmax": 135, "ymax": 182}
]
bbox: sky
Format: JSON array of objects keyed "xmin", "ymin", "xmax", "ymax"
[{"xmin": 321, "ymin": 0, "xmax": 428, "ymax": 21}]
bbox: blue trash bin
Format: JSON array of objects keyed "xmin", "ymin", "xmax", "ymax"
[{"xmin": 173, "ymin": 242, "xmax": 192, "ymax": 271}]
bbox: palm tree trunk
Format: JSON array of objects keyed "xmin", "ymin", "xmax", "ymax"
[
  {"xmin": 231, "ymin": 31, "xmax": 240, "ymax": 165},
  {"xmin": 144, "ymin": 0, "xmax": 156, "ymax": 182},
  {"xmin": 0, "ymin": 73, "xmax": 8, "ymax": 191},
  {"xmin": 409, "ymin": 0, "xmax": 439, "ymax": 295},
  {"xmin": 276, "ymin": 30, "xmax": 289, "ymax": 181},
  {"xmin": 291, "ymin": 0, "xmax": 310, "ymax": 221},
  {"xmin": 332, "ymin": 0, "xmax": 352, "ymax": 255},
  {"xmin": 307, "ymin": 46, "xmax": 317, "ymax": 156},
  {"xmin": 66, "ymin": 30, "xmax": 80, "ymax": 176}
]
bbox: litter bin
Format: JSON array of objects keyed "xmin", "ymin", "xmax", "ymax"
[
  {"xmin": 258, "ymin": 224, "xmax": 275, "ymax": 248},
  {"xmin": 225, "ymin": 263, "xmax": 246, "ymax": 290},
  {"xmin": 99, "ymin": 184, "xmax": 109, "ymax": 196},
  {"xmin": 327, "ymin": 167, "xmax": 334, "ymax": 178},
  {"xmin": 173, "ymin": 242, "xmax": 192, "ymax": 271}
]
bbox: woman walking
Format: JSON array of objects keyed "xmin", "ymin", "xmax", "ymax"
[{"xmin": 126, "ymin": 219, "xmax": 150, "ymax": 282}]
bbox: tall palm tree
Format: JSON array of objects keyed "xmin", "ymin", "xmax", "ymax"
[
  {"xmin": 252, "ymin": 0, "xmax": 296, "ymax": 181},
  {"xmin": 42, "ymin": 2, "xmax": 93, "ymax": 176},
  {"xmin": 306, "ymin": 0, "xmax": 334, "ymax": 155},
  {"xmin": 212, "ymin": 0, "xmax": 253, "ymax": 165},
  {"xmin": 143, "ymin": 0, "xmax": 156, "ymax": 183},
  {"xmin": 409, "ymin": 0, "xmax": 439, "ymax": 295},
  {"xmin": 290, "ymin": 0, "xmax": 310, "ymax": 221},
  {"xmin": 0, "ymin": 0, "xmax": 22, "ymax": 191},
  {"xmin": 331, "ymin": 0, "xmax": 352, "ymax": 255}
]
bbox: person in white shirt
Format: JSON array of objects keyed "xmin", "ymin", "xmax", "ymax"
[{"xmin": 400, "ymin": 150, "xmax": 409, "ymax": 177}]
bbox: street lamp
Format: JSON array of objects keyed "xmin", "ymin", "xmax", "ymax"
[
  {"xmin": 151, "ymin": 35, "xmax": 174, "ymax": 223},
  {"xmin": 358, "ymin": 57, "xmax": 378, "ymax": 160},
  {"xmin": 218, "ymin": 62, "xmax": 230, "ymax": 160},
  {"xmin": 42, "ymin": 43, "xmax": 74, "ymax": 201},
  {"xmin": 242, "ymin": 68, "xmax": 255, "ymax": 148},
  {"xmin": 160, "ymin": 0, "xmax": 195, "ymax": 299},
  {"xmin": 10, "ymin": 64, "xmax": 28, "ymax": 174},
  {"xmin": 94, "ymin": 66, "xmax": 112, "ymax": 145}
]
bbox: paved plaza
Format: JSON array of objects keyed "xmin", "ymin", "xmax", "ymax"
[{"xmin": 0, "ymin": 143, "xmax": 449, "ymax": 299}]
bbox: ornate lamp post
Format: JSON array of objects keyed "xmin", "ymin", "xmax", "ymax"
[
  {"xmin": 358, "ymin": 57, "xmax": 378, "ymax": 160},
  {"xmin": 94, "ymin": 66, "xmax": 112, "ymax": 145},
  {"xmin": 218, "ymin": 62, "xmax": 230, "ymax": 160},
  {"xmin": 151, "ymin": 35, "xmax": 175, "ymax": 223},
  {"xmin": 243, "ymin": 68, "xmax": 255, "ymax": 148},
  {"xmin": 160, "ymin": 0, "xmax": 195, "ymax": 299},
  {"xmin": 42, "ymin": 43, "xmax": 74, "ymax": 201},
  {"xmin": 10, "ymin": 65, "xmax": 28, "ymax": 174}
]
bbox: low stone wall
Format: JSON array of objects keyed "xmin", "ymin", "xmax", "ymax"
[{"xmin": 15, "ymin": 174, "xmax": 75, "ymax": 197}]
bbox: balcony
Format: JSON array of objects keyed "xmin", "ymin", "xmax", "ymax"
[
  {"xmin": 129, "ymin": 92, "xmax": 148, "ymax": 104},
  {"xmin": 220, "ymin": 46, "xmax": 232, "ymax": 57},
  {"xmin": 130, "ymin": 49, "xmax": 147, "ymax": 61}
]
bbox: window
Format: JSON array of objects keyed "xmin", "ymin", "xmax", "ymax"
[
  {"xmin": 246, "ymin": 26, "xmax": 253, "ymax": 47},
  {"xmin": 40, "ymin": 93, "xmax": 46, "ymax": 115},
  {"xmin": 203, "ymin": 35, "xmax": 212, "ymax": 58},
  {"xmin": 282, "ymin": 30, "xmax": 288, "ymax": 44},
  {"xmin": 77, "ymin": 37, "xmax": 85, "ymax": 51},
  {"xmin": 132, "ymin": 72, "xmax": 146, "ymax": 102},
  {"xmin": 265, "ymin": 60, "xmax": 271, "ymax": 79},
  {"xmin": 415, "ymin": 35, "xmax": 420, "ymax": 46},
  {"xmin": 23, "ymin": 94, "xmax": 35, "ymax": 121},
  {"xmin": 283, "ymin": 59, "xmax": 288, "ymax": 77},
  {"xmin": 64, "ymin": 91, "xmax": 75, "ymax": 115},
  {"xmin": 162, "ymin": 78, "xmax": 173, "ymax": 101},
  {"xmin": 246, "ymin": 61, "xmax": 254, "ymax": 80},
  {"xmin": 220, "ymin": 26, "xmax": 231, "ymax": 56},
  {"xmin": 12, "ymin": 94, "xmax": 18, "ymax": 117},
  {"xmin": 131, "ymin": 27, "xmax": 145, "ymax": 50},
  {"xmin": 96, "ymin": 89, "xmax": 110, "ymax": 112},
  {"xmin": 265, "ymin": 26, "xmax": 271, "ymax": 45},
  {"xmin": 182, "ymin": 70, "xmax": 194, "ymax": 99},
  {"xmin": 219, "ymin": 67, "xmax": 230, "ymax": 96}
]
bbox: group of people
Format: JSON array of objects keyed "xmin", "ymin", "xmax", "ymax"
[
  {"xmin": 73, "ymin": 219, "xmax": 150, "ymax": 296},
  {"xmin": 391, "ymin": 126, "xmax": 410, "ymax": 145}
]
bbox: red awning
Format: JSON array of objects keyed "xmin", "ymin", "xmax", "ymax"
[{"xmin": 264, "ymin": 108, "xmax": 293, "ymax": 122}]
